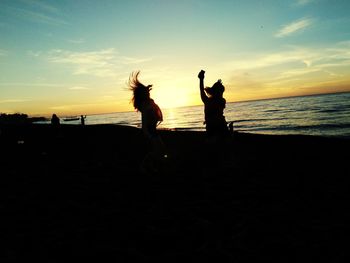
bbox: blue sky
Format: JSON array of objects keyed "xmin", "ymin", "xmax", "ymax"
[{"xmin": 1, "ymin": 0, "xmax": 350, "ymax": 116}]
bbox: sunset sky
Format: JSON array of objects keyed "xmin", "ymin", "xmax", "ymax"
[{"xmin": 1, "ymin": 0, "xmax": 350, "ymax": 116}]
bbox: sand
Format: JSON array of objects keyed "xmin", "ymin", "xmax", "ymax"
[{"xmin": 1, "ymin": 123, "xmax": 349, "ymax": 262}]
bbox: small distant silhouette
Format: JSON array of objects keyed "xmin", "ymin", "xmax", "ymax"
[
  {"xmin": 229, "ymin": 121, "xmax": 234, "ymax": 133},
  {"xmin": 128, "ymin": 71, "xmax": 167, "ymax": 173},
  {"xmin": 80, "ymin": 115, "xmax": 86, "ymax": 125},
  {"xmin": 51, "ymin": 114, "xmax": 60, "ymax": 126},
  {"xmin": 198, "ymin": 70, "xmax": 229, "ymax": 140}
]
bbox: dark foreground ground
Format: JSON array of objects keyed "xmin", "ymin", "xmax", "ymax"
[{"xmin": 1, "ymin": 124, "xmax": 350, "ymax": 262}]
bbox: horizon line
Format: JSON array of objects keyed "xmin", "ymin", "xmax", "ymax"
[
  {"xmin": 82, "ymin": 90, "xmax": 350, "ymax": 117},
  {"xmin": 6, "ymin": 90, "xmax": 349, "ymax": 117}
]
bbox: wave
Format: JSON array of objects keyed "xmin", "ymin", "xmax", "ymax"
[
  {"xmin": 237, "ymin": 123, "xmax": 350, "ymax": 132},
  {"xmin": 291, "ymin": 123, "xmax": 350, "ymax": 130},
  {"xmin": 317, "ymin": 107, "xmax": 350, "ymax": 113},
  {"xmin": 233, "ymin": 117, "xmax": 294, "ymax": 123}
]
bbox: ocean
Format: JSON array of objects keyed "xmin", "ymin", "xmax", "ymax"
[{"xmin": 53, "ymin": 92, "xmax": 350, "ymax": 138}]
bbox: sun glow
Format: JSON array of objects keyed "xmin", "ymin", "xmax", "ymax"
[
  {"xmin": 152, "ymin": 86, "xmax": 197, "ymax": 110},
  {"xmin": 151, "ymin": 88, "xmax": 189, "ymax": 108}
]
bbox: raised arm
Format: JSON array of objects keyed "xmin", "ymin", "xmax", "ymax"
[{"xmin": 198, "ymin": 70, "xmax": 208, "ymax": 103}]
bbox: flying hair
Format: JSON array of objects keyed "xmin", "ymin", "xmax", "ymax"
[{"xmin": 128, "ymin": 71, "xmax": 153, "ymax": 111}]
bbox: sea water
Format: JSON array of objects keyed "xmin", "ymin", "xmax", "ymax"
[{"xmin": 52, "ymin": 92, "xmax": 350, "ymax": 138}]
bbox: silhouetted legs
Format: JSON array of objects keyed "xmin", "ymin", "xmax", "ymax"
[{"xmin": 140, "ymin": 136, "xmax": 167, "ymax": 174}]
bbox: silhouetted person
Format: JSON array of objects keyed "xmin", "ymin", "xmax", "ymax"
[
  {"xmin": 229, "ymin": 121, "xmax": 234, "ymax": 133},
  {"xmin": 128, "ymin": 71, "xmax": 167, "ymax": 173},
  {"xmin": 198, "ymin": 70, "xmax": 229, "ymax": 141},
  {"xmin": 51, "ymin": 114, "xmax": 60, "ymax": 126},
  {"xmin": 80, "ymin": 115, "xmax": 86, "ymax": 125},
  {"xmin": 198, "ymin": 70, "xmax": 231, "ymax": 174}
]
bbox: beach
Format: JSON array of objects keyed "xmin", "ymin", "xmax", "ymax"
[{"xmin": 2, "ymin": 123, "xmax": 350, "ymax": 262}]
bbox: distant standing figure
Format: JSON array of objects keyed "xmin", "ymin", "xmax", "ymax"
[
  {"xmin": 80, "ymin": 115, "xmax": 86, "ymax": 125},
  {"xmin": 128, "ymin": 71, "xmax": 167, "ymax": 173},
  {"xmin": 51, "ymin": 114, "xmax": 60, "ymax": 126},
  {"xmin": 198, "ymin": 70, "xmax": 229, "ymax": 140},
  {"xmin": 229, "ymin": 121, "xmax": 234, "ymax": 133}
]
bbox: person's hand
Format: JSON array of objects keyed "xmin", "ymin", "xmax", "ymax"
[{"xmin": 198, "ymin": 70, "xmax": 205, "ymax": 79}]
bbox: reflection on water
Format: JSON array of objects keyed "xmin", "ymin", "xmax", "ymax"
[
  {"xmin": 160, "ymin": 107, "xmax": 206, "ymax": 131},
  {"xmin": 229, "ymin": 93, "xmax": 350, "ymax": 137}
]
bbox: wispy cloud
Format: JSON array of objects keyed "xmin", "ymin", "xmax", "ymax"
[
  {"xmin": 42, "ymin": 48, "xmax": 152, "ymax": 77},
  {"xmin": 120, "ymin": 56, "xmax": 153, "ymax": 65},
  {"xmin": 27, "ymin": 50, "xmax": 42, "ymax": 57},
  {"xmin": 0, "ymin": 49, "xmax": 8, "ymax": 56},
  {"xmin": 47, "ymin": 48, "xmax": 118, "ymax": 77},
  {"xmin": 223, "ymin": 41, "xmax": 350, "ymax": 86},
  {"xmin": 67, "ymin": 38, "xmax": 85, "ymax": 44},
  {"xmin": 49, "ymin": 102, "xmax": 105, "ymax": 111},
  {"xmin": 48, "ymin": 48, "xmax": 117, "ymax": 64},
  {"xmin": 295, "ymin": 0, "xmax": 314, "ymax": 6},
  {"xmin": 0, "ymin": 82, "xmax": 65, "ymax": 88},
  {"xmin": 69, "ymin": 86, "xmax": 90, "ymax": 90},
  {"xmin": 275, "ymin": 18, "xmax": 313, "ymax": 38},
  {"xmin": 223, "ymin": 50, "xmax": 310, "ymax": 70},
  {"xmin": 17, "ymin": 8, "xmax": 67, "ymax": 25},
  {"xmin": 273, "ymin": 67, "xmax": 324, "ymax": 81},
  {"xmin": 3, "ymin": 2, "xmax": 67, "ymax": 26},
  {"xmin": 0, "ymin": 99, "xmax": 29, "ymax": 104},
  {"xmin": 22, "ymin": 0, "xmax": 60, "ymax": 14}
]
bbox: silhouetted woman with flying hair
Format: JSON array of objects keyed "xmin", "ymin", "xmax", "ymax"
[{"xmin": 128, "ymin": 71, "xmax": 167, "ymax": 173}]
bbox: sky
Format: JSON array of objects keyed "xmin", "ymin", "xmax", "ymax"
[{"xmin": 1, "ymin": 0, "xmax": 350, "ymax": 116}]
